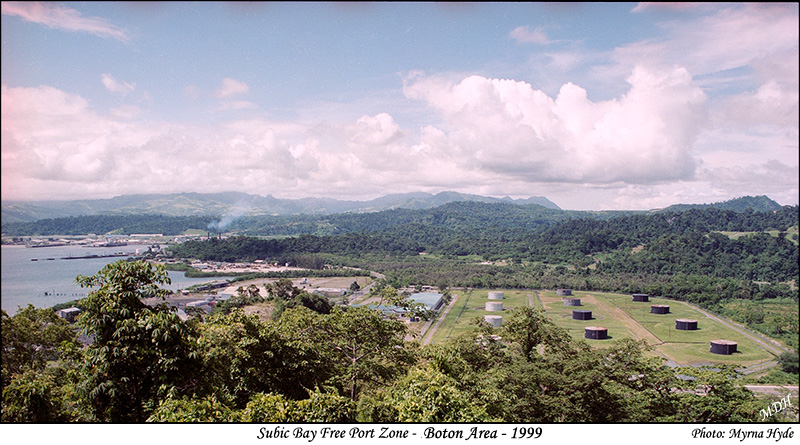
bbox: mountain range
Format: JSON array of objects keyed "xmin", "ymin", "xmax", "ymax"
[
  {"xmin": 1, "ymin": 192, "xmax": 785, "ymax": 225},
  {"xmin": 1, "ymin": 191, "xmax": 561, "ymax": 223}
]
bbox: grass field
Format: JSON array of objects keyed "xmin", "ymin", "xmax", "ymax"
[
  {"xmin": 427, "ymin": 289, "xmax": 780, "ymax": 368},
  {"xmin": 717, "ymin": 225, "xmax": 799, "ymax": 245},
  {"xmin": 428, "ymin": 289, "xmax": 539, "ymax": 344}
]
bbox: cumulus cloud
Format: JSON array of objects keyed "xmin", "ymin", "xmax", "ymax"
[
  {"xmin": 214, "ymin": 78, "xmax": 250, "ymax": 99},
  {"xmin": 351, "ymin": 113, "xmax": 402, "ymax": 146},
  {"xmin": 2, "ymin": 84, "xmax": 394, "ymax": 200},
  {"xmin": 718, "ymin": 80, "xmax": 799, "ymax": 129},
  {"xmin": 1, "ymin": 1, "xmax": 130, "ymax": 42},
  {"xmin": 404, "ymin": 66, "xmax": 706, "ymax": 184},
  {"xmin": 101, "ymin": 74, "xmax": 135, "ymax": 96}
]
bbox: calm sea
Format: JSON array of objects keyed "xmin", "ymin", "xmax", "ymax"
[{"xmin": 1, "ymin": 245, "xmax": 227, "ymax": 314}]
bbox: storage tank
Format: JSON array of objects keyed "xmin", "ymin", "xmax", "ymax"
[
  {"xmin": 650, "ymin": 305, "xmax": 670, "ymax": 314},
  {"xmin": 632, "ymin": 293, "xmax": 649, "ymax": 302},
  {"xmin": 487, "ymin": 291, "xmax": 505, "ymax": 300},
  {"xmin": 572, "ymin": 310, "xmax": 592, "ymax": 320},
  {"xmin": 584, "ymin": 326, "xmax": 608, "ymax": 340},
  {"xmin": 710, "ymin": 340, "xmax": 738, "ymax": 355},
  {"xmin": 675, "ymin": 319, "xmax": 698, "ymax": 330},
  {"xmin": 484, "ymin": 315, "xmax": 502, "ymax": 327},
  {"xmin": 563, "ymin": 298, "xmax": 582, "ymax": 306},
  {"xmin": 556, "ymin": 289, "xmax": 572, "ymax": 296},
  {"xmin": 485, "ymin": 301, "xmax": 504, "ymax": 312}
]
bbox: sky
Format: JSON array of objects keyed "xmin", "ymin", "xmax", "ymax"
[{"xmin": 1, "ymin": 2, "xmax": 798, "ymax": 210}]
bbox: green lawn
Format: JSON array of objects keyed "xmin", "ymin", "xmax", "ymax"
[
  {"xmin": 538, "ymin": 291, "xmax": 658, "ymax": 347},
  {"xmin": 716, "ymin": 226, "xmax": 799, "ymax": 245},
  {"xmin": 427, "ymin": 289, "xmax": 778, "ymax": 367},
  {"xmin": 428, "ymin": 289, "xmax": 538, "ymax": 344},
  {"xmin": 602, "ymin": 293, "xmax": 777, "ymax": 366}
]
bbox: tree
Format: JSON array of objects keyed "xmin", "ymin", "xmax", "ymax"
[
  {"xmin": 193, "ymin": 310, "xmax": 312, "ymax": 406},
  {"xmin": 147, "ymin": 395, "xmax": 239, "ymax": 422},
  {"xmin": 2, "ymin": 305, "xmax": 76, "ymax": 388},
  {"xmin": 358, "ymin": 363, "xmax": 493, "ymax": 422},
  {"xmin": 666, "ymin": 365, "xmax": 760, "ymax": 422},
  {"xmin": 778, "ymin": 351, "xmax": 799, "ymax": 375},
  {"xmin": 2, "ymin": 369, "xmax": 66, "ymax": 422},
  {"xmin": 279, "ymin": 306, "xmax": 415, "ymax": 400},
  {"xmin": 75, "ymin": 260, "xmax": 200, "ymax": 422},
  {"xmin": 285, "ymin": 292, "xmax": 332, "ymax": 315},
  {"xmin": 501, "ymin": 306, "xmax": 574, "ymax": 361},
  {"xmin": 266, "ymin": 278, "xmax": 305, "ymax": 301},
  {"xmin": 241, "ymin": 388, "xmax": 355, "ymax": 422}
]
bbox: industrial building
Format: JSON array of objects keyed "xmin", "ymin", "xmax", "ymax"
[{"xmin": 57, "ymin": 307, "xmax": 81, "ymax": 322}]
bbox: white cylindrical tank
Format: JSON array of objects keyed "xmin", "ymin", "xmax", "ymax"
[
  {"xmin": 484, "ymin": 315, "xmax": 502, "ymax": 327},
  {"xmin": 488, "ymin": 291, "xmax": 504, "ymax": 300},
  {"xmin": 485, "ymin": 301, "xmax": 504, "ymax": 312}
]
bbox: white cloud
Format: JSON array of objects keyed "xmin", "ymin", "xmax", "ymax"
[
  {"xmin": 718, "ymin": 80, "xmax": 799, "ymax": 129},
  {"xmin": 351, "ymin": 113, "xmax": 402, "ymax": 146},
  {"xmin": 1, "ymin": 67, "xmax": 795, "ymax": 209},
  {"xmin": 509, "ymin": 26, "xmax": 550, "ymax": 45},
  {"xmin": 214, "ymin": 78, "xmax": 250, "ymax": 99},
  {"xmin": 617, "ymin": 4, "xmax": 798, "ymax": 81},
  {"xmin": 1, "ymin": 1, "xmax": 130, "ymax": 42},
  {"xmin": 631, "ymin": 3, "xmax": 704, "ymax": 14},
  {"xmin": 101, "ymin": 74, "xmax": 135, "ymax": 96},
  {"xmin": 404, "ymin": 66, "xmax": 706, "ymax": 185}
]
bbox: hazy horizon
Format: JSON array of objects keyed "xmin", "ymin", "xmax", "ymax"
[
  {"xmin": 1, "ymin": 189, "xmax": 792, "ymax": 214},
  {"xmin": 2, "ymin": 2, "xmax": 798, "ymax": 211}
]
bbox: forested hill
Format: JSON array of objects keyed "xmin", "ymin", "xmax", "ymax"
[
  {"xmin": 168, "ymin": 204, "xmax": 799, "ymax": 283},
  {"xmin": 0, "ymin": 191, "xmax": 560, "ymax": 223},
  {"xmin": 2, "ymin": 198, "xmax": 796, "ymax": 242},
  {"xmin": 659, "ymin": 195, "xmax": 783, "ymax": 213},
  {"xmin": 0, "ymin": 201, "xmax": 593, "ymax": 237}
]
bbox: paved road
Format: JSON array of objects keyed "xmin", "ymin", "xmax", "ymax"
[
  {"xmin": 422, "ymin": 293, "xmax": 459, "ymax": 345},
  {"xmin": 745, "ymin": 385, "xmax": 799, "ymax": 396}
]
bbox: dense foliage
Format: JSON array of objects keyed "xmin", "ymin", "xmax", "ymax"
[
  {"xmin": 0, "ymin": 214, "xmax": 216, "ymax": 237},
  {"xmin": 168, "ymin": 205, "xmax": 798, "ymax": 284},
  {"xmin": 164, "ymin": 204, "xmax": 798, "ymax": 350},
  {"xmin": 3, "ymin": 199, "xmax": 797, "ymax": 422},
  {"xmin": 1, "ymin": 261, "xmax": 775, "ymax": 423}
]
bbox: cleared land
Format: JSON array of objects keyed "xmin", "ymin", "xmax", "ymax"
[
  {"xmin": 426, "ymin": 289, "xmax": 782, "ymax": 368},
  {"xmin": 717, "ymin": 224, "xmax": 799, "ymax": 245},
  {"xmin": 428, "ymin": 289, "xmax": 539, "ymax": 344}
]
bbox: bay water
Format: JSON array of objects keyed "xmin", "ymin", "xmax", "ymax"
[{"xmin": 1, "ymin": 245, "xmax": 228, "ymax": 314}]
